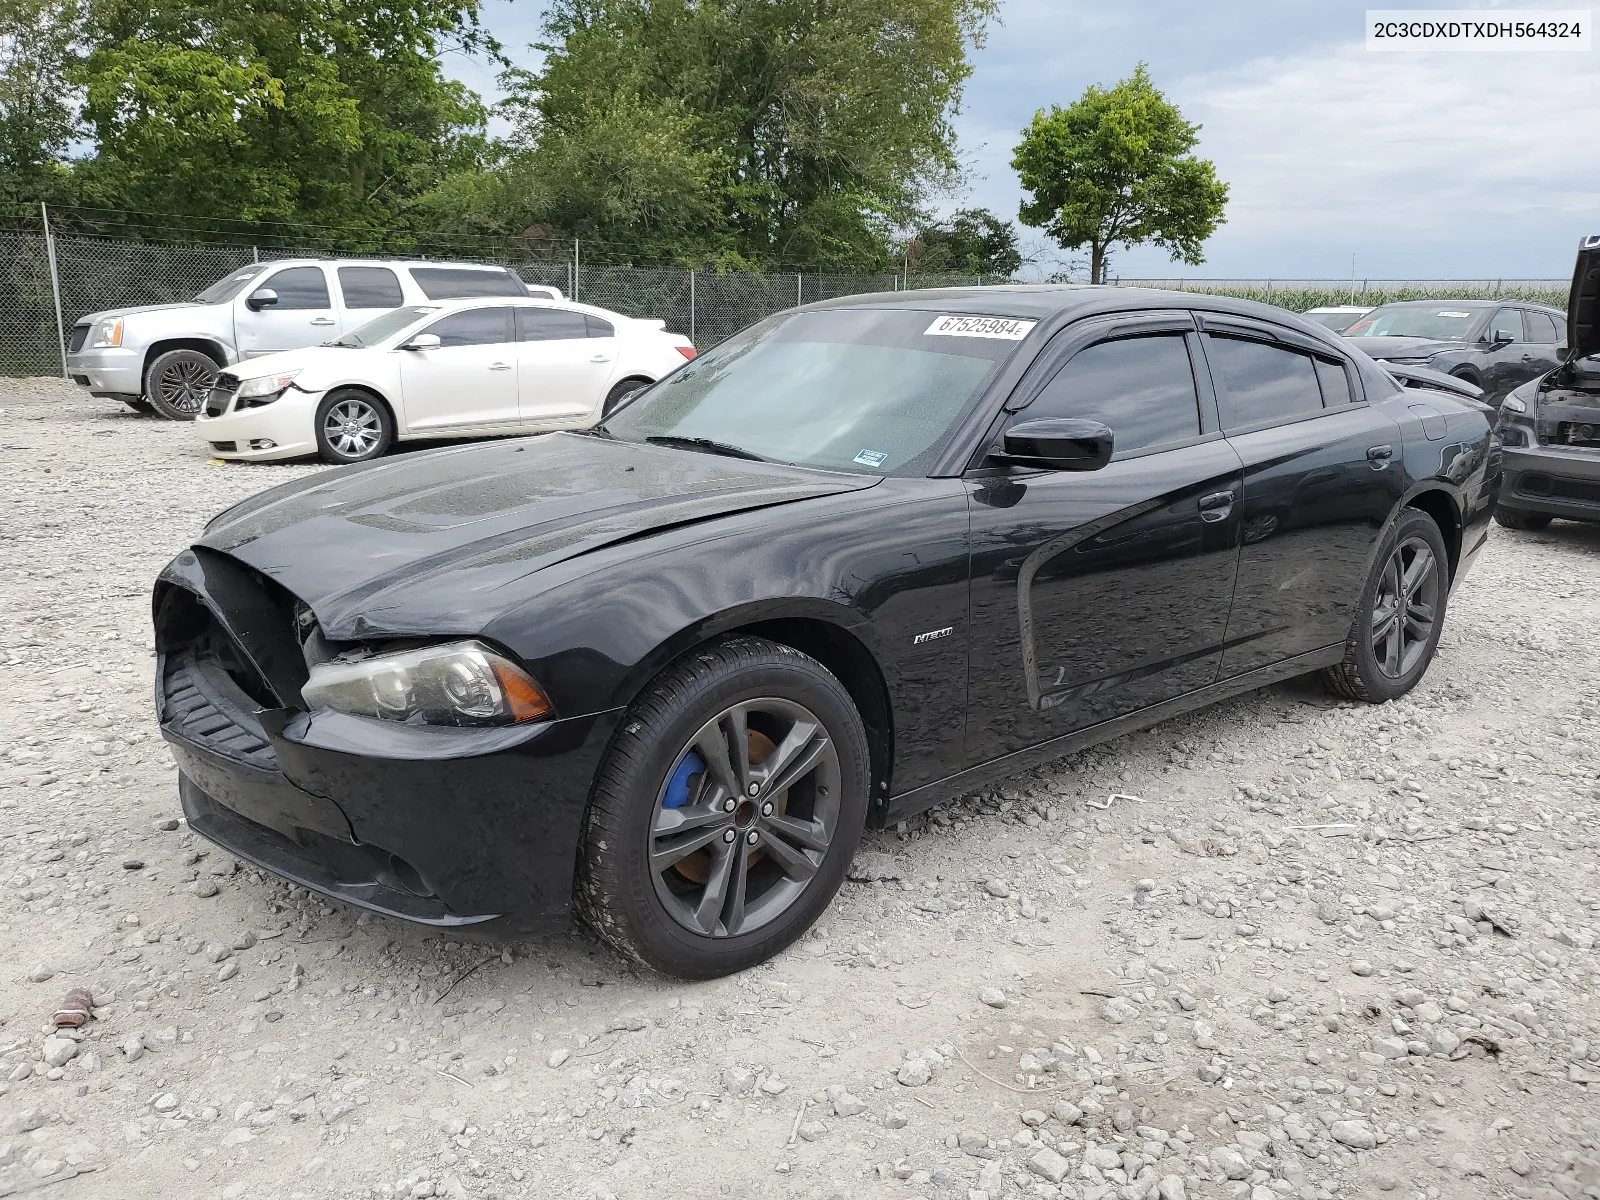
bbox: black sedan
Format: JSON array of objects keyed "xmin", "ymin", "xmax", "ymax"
[
  {"xmin": 1493, "ymin": 235, "xmax": 1600, "ymax": 530},
  {"xmin": 153, "ymin": 287, "xmax": 1499, "ymax": 977},
  {"xmin": 1343, "ymin": 299, "xmax": 1568, "ymax": 406}
]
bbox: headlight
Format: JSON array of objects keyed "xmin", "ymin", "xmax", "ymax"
[
  {"xmin": 237, "ymin": 370, "xmax": 300, "ymax": 400},
  {"xmin": 1500, "ymin": 395, "xmax": 1527, "ymax": 415},
  {"xmin": 300, "ymin": 640, "xmax": 553, "ymax": 726},
  {"xmin": 90, "ymin": 318, "xmax": 123, "ymax": 348}
]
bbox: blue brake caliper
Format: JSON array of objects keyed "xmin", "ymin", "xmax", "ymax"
[{"xmin": 662, "ymin": 750, "xmax": 705, "ymax": 809}]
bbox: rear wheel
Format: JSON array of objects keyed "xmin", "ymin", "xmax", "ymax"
[
  {"xmin": 144, "ymin": 349, "xmax": 218, "ymax": 421},
  {"xmin": 602, "ymin": 377, "xmax": 650, "ymax": 419},
  {"xmin": 1495, "ymin": 509, "xmax": 1553, "ymax": 531},
  {"xmin": 1321, "ymin": 508, "xmax": 1449, "ymax": 703},
  {"xmin": 314, "ymin": 389, "xmax": 393, "ymax": 464},
  {"xmin": 575, "ymin": 636, "xmax": 870, "ymax": 978}
]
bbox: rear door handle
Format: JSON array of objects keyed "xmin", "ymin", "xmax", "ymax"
[
  {"xmin": 590, "ymin": 353, "xmax": 613, "ymax": 363},
  {"xmin": 1198, "ymin": 489, "xmax": 1236, "ymax": 522},
  {"xmin": 1520, "ymin": 353, "xmax": 1533, "ymax": 361},
  {"xmin": 489, "ymin": 362, "xmax": 512, "ymax": 371},
  {"xmin": 1367, "ymin": 444, "xmax": 1394, "ymax": 469},
  {"xmin": 310, "ymin": 318, "xmax": 336, "ymax": 326}
]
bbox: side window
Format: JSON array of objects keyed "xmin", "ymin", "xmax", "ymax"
[
  {"xmin": 585, "ymin": 314, "xmax": 615, "ymax": 338},
  {"xmin": 1315, "ymin": 357, "xmax": 1354, "ymax": 407},
  {"xmin": 1489, "ymin": 308, "xmax": 1526, "ymax": 343},
  {"xmin": 1019, "ymin": 333, "xmax": 1201, "ymax": 455},
  {"xmin": 1524, "ymin": 311, "xmax": 1559, "ymax": 344},
  {"xmin": 1205, "ymin": 334, "xmax": 1323, "ymax": 428},
  {"xmin": 422, "ymin": 307, "xmax": 512, "ymax": 348},
  {"xmin": 338, "ymin": 266, "xmax": 404, "ymax": 309},
  {"xmin": 410, "ymin": 267, "xmax": 524, "ymax": 300},
  {"xmin": 261, "ymin": 266, "xmax": 329, "ymax": 311},
  {"xmin": 1552, "ymin": 314, "xmax": 1569, "ymax": 343},
  {"xmin": 516, "ymin": 308, "xmax": 590, "ymax": 342}
]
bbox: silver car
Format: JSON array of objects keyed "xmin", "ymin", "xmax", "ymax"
[{"xmin": 66, "ymin": 258, "xmax": 560, "ymax": 419}]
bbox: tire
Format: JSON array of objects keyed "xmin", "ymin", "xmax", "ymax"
[
  {"xmin": 121, "ymin": 397, "xmax": 154, "ymax": 414},
  {"xmin": 144, "ymin": 349, "xmax": 219, "ymax": 421},
  {"xmin": 601, "ymin": 377, "xmax": 650, "ymax": 419},
  {"xmin": 314, "ymin": 389, "xmax": 394, "ymax": 464},
  {"xmin": 1321, "ymin": 507, "xmax": 1450, "ymax": 703},
  {"xmin": 575, "ymin": 636, "xmax": 871, "ymax": 978},
  {"xmin": 1495, "ymin": 509, "xmax": 1553, "ymax": 531}
]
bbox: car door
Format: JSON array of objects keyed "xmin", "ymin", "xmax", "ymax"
[
  {"xmin": 1519, "ymin": 309, "xmax": 1565, "ymax": 384},
  {"xmin": 234, "ymin": 265, "xmax": 339, "ymax": 357},
  {"xmin": 396, "ymin": 306, "xmax": 520, "ymax": 431},
  {"xmin": 1197, "ymin": 316, "xmax": 1404, "ymax": 678},
  {"xmin": 515, "ymin": 307, "xmax": 617, "ymax": 421},
  {"xmin": 1478, "ymin": 307, "xmax": 1533, "ymax": 403},
  {"xmin": 963, "ymin": 314, "xmax": 1244, "ymax": 762}
]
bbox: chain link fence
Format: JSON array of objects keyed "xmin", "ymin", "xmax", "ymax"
[{"xmin": 0, "ymin": 226, "xmax": 1572, "ymax": 377}]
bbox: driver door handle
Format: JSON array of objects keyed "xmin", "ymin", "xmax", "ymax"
[
  {"xmin": 310, "ymin": 317, "xmax": 336, "ymax": 326},
  {"xmin": 1198, "ymin": 489, "xmax": 1236, "ymax": 522}
]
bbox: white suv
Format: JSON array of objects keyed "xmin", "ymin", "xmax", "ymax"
[{"xmin": 65, "ymin": 258, "xmax": 562, "ymax": 420}]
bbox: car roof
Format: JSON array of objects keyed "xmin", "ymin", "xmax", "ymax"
[
  {"xmin": 266, "ymin": 258, "xmax": 516, "ymax": 270},
  {"xmin": 404, "ymin": 295, "xmax": 628, "ymax": 322},
  {"xmin": 1304, "ymin": 305, "xmax": 1371, "ymax": 313},
  {"xmin": 1364, "ymin": 298, "xmax": 1563, "ymax": 314}
]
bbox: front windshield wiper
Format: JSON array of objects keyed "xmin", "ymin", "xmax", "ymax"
[{"xmin": 644, "ymin": 435, "xmax": 771, "ymax": 462}]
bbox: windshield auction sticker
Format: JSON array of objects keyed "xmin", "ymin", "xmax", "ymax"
[
  {"xmin": 1367, "ymin": 10, "xmax": 1590, "ymax": 51},
  {"xmin": 924, "ymin": 315, "xmax": 1038, "ymax": 340}
]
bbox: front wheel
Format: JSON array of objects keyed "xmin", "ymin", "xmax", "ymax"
[
  {"xmin": 575, "ymin": 636, "xmax": 871, "ymax": 978},
  {"xmin": 144, "ymin": 349, "xmax": 218, "ymax": 420},
  {"xmin": 314, "ymin": 389, "xmax": 393, "ymax": 464},
  {"xmin": 1495, "ymin": 509, "xmax": 1553, "ymax": 531},
  {"xmin": 1321, "ymin": 508, "xmax": 1450, "ymax": 703}
]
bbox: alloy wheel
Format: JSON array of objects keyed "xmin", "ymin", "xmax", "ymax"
[
  {"xmin": 324, "ymin": 397, "xmax": 382, "ymax": 458},
  {"xmin": 156, "ymin": 359, "xmax": 214, "ymax": 415},
  {"xmin": 649, "ymin": 698, "xmax": 841, "ymax": 938},
  {"xmin": 1370, "ymin": 535, "xmax": 1440, "ymax": 679}
]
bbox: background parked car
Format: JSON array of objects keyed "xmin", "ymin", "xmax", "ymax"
[
  {"xmin": 195, "ymin": 296, "xmax": 695, "ymax": 463},
  {"xmin": 1492, "ymin": 234, "xmax": 1600, "ymax": 530},
  {"xmin": 65, "ymin": 259, "xmax": 562, "ymax": 420},
  {"xmin": 1301, "ymin": 304, "xmax": 1371, "ymax": 332},
  {"xmin": 1342, "ymin": 299, "xmax": 1568, "ymax": 406}
]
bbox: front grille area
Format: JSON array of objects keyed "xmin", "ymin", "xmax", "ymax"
[
  {"xmin": 161, "ymin": 655, "xmax": 277, "ymax": 770},
  {"xmin": 1520, "ymin": 472, "xmax": 1600, "ymax": 506},
  {"xmin": 1556, "ymin": 422, "xmax": 1600, "ymax": 448},
  {"xmin": 68, "ymin": 324, "xmax": 89, "ymax": 354},
  {"xmin": 204, "ymin": 374, "xmax": 239, "ymax": 418}
]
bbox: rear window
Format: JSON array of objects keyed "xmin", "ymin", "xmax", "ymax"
[{"xmin": 408, "ymin": 267, "xmax": 525, "ymax": 300}]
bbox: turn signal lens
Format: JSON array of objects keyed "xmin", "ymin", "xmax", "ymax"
[
  {"xmin": 676, "ymin": 346, "xmax": 697, "ymax": 360},
  {"xmin": 302, "ymin": 640, "xmax": 553, "ymax": 726}
]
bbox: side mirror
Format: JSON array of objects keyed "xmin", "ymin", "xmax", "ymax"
[
  {"xmin": 997, "ymin": 418, "xmax": 1114, "ymax": 471},
  {"xmin": 1490, "ymin": 329, "xmax": 1515, "ymax": 346},
  {"xmin": 402, "ymin": 333, "xmax": 441, "ymax": 351},
  {"xmin": 245, "ymin": 288, "xmax": 278, "ymax": 312}
]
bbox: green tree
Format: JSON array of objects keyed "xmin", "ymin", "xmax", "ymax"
[
  {"xmin": 500, "ymin": 0, "xmax": 998, "ymax": 265},
  {"xmin": 907, "ymin": 208, "xmax": 1021, "ymax": 276},
  {"xmin": 0, "ymin": 0, "xmax": 81, "ymax": 208},
  {"xmin": 71, "ymin": 0, "xmax": 498, "ymax": 235},
  {"xmin": 1012, "ymin": 64, "xmax": 1228, "ymax": 283}
]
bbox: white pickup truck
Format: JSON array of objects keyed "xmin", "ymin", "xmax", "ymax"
[{"xmin": 65, "ymin": 258, "xmax": 560, "ymax": 419}]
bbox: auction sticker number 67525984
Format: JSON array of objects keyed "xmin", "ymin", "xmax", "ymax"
[{"xmin": 924, "ymin": 315, "xmax": 1037, "ymax": 340}]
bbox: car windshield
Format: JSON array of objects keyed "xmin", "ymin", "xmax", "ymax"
[
  {"xmin": 1344, "ymin": 306, "xmax": 1480, "ymax": 340},
  {"xmin": 1304, "ymin": 310, "xmax": 1365, "ymax": 332},
  {"xmin": 193, "ymin": 264, "xmax": 268, "ymax": 305},
  {"xmin": 602, "ymin": 308, "xmax": 1031, "ymax": 475},
  {"xmin": 330, "ymin": 305, "xmax": 439, "ymax": 348}
]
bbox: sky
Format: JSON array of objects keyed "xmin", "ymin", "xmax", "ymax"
[{"xmin": 446, "ymin": 0, "xmax": 1599, "ymax": 280}]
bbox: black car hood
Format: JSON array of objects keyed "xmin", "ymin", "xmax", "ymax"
[
  {"xmin": 1345, "ymin": 336, "xmax": 1464, "ymax": 360},
  {"xmin": 199, "ymin": 433, "xmax": 879, "ymax": 639},
  {"xmin": 1571, "ymin": 234, "xmax": 1599, "ymax": 361}
]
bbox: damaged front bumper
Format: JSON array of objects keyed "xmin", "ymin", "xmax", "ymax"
[
  {"xmin": 154, "ymin": 547, "xmax": 617, "ymax": 929},
  {"xmin": 1499, "ymin": 444, "xmax": 1600, "ymax": 523}
]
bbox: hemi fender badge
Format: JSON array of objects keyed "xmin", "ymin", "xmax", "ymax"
[{"xmin": 913, "ymin": 626, "xmax": 954, "ymax": 645}]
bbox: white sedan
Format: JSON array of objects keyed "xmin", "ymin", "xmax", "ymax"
[{"xmin": 193, "ymin": 297, "xmax": 696, "ymax": 464}]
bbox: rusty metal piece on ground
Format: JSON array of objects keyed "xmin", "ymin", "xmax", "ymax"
[{"xmin": 53, "ymin": 987, "xmax": 94, "ymax": 1028}]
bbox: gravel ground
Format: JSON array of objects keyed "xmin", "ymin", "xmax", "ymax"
[{"xmin": 2, "ymin": 377, "xmax": 1600, "ymax": 1200}]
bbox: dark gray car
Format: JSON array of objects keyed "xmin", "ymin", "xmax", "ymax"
[{"xmin": 1343, "ymin": 299, "xmax": 1567, "ymax": 406}]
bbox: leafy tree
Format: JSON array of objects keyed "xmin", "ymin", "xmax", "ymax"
[
  {"xmin": 1012, "ymin": 64, "xmax": 1228, "ymax": 283},
  {"xmin": 71, "ymin": 0, "xmax": 498, "ymax": 235},
  {"xmin": 500, "ymin": 0, "xmax": 998, "ymax": 266},
  {"xmin": 0, "ymin": 0, "xmax": 81, "ymax": 208},
  {"xmin": 907, "ymin": 208, "xmax": 1021, "ymax": 276}
]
